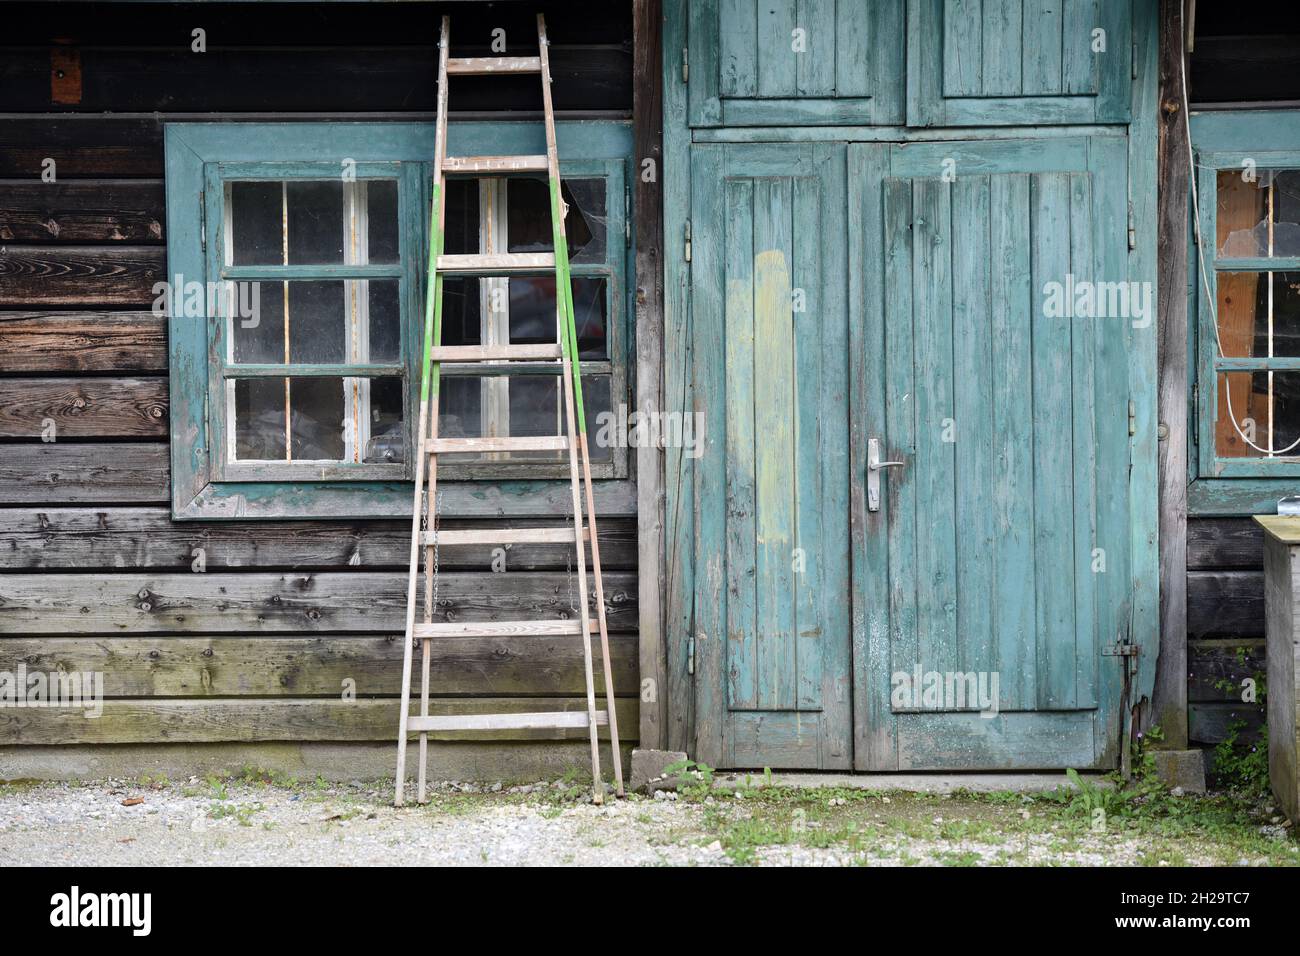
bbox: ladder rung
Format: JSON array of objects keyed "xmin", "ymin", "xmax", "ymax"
[
  {"xmin": 427, "ymin": 435, "xmax": 568, "ymax": 454},
  {"xmin": 429, "ymin": 344, "xmax": 562, "ymax": 362},
  {"xmin": 414, "ymin": 619, "xmax": 599, "ymax": 639},
  {"xmin": 443, "ymin": 154, "xmax": 549, "ymax": 174},
  {"xmin": 436, "ymin": 253, "xmax": 556, "ymax": 274},
  {"xmin": 408, "ymin": 710, "xmax": 607, "ymax": 733},
  {"xmin": 424, "ymin": 527, "xmax": 588, "ymax": 546},
  {"xmin": 446, "ymin": 56, "xmax": 542, "ymax": 75}
]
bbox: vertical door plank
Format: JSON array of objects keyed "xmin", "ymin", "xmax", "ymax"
[
  {"xmin": 753, "ymin": 176, "xmax": 798, "ymax": 711},
  {"xmin": 1031, "ymin": 171, "xmax": 1078, "ymax": 709},
  {"xmin": 912, "ymin": 178, "xmax": 959, "ymax": 679},
  {"xmin": 952, "ymin": 175, "xmax": 997, "ymax": 681},
  {"xmin": 724, "ymin": 178, "xmax": 758, "ymax": 711},
  {"xmin": 943, "ymin": 0, "xmax": 984, "ymax": 97},
  {"xmin": 1022, "ymin": 0, "xmax": 1064, "ymax": 95},
  {"xmin": 982, "ymin": 0, "xmax": 1024, "ymax": 96},
  {"xmin": 757, "ymin": 0, "xmax": 798, "ymax": 97},
  {"xmin": 1069, "ymin": 171, "xmax": 1101, "ymax": 710},
  {"xmin": 835, "ymin": 0, "xmax": 872, "ymax": 97},
  {"xmin": 796, "ymin": 0, "xmax": 836, "ymax": 97},
  {"xmin": 990, "ymin": 173, "xmax": 1037, "ymax": 711},
  {"xmin": 884, "ymin": 179, "xmax": 919, "ymax": 688},
  {"xmin": 1063, "ymin": 0, "xmax": 1102, "ymax": 96},
  {"xmin": 690, "ymin": 145, "xmax": 727, "ymax": 764},
  {"xmin": 793, "ymin": 164, "xmax": 825, "ymax": 710},
  {"xmin": 720, "ymin": 0, "xmax": 758, "ymax": 98}
]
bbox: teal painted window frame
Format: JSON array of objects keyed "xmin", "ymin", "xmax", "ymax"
[
  {"xmin": 1188, "ymin": 110, "xmax": 1300, "ymax": 516},
  {"xmin": 165, "ymin": 121, "xmax": 634, "ymax": 520}
]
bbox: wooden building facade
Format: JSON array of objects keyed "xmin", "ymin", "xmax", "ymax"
[{"xmin": 0, "ymin": 0, "xmax": 1298, "ymax": 783}]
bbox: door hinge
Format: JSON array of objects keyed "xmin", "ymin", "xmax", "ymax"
[
  {"xmin": 625, "ymin": 181, "xmax": 631, "ymax": 244},
  {"xmin": 684, "ymin": 219, "xmax": 692, "ymax": 262},
  {"xmin": 200, "ymin": 190, "xmax": 207, "ymax": 253},
  {"xmin": 687, "ymin": 633, "xmax": 696, "ymax": 675},
  {"xmin": 1127, "ymin": 201, "xmax": 1136, "ymax": 251},
  {"xmin": 682, "ymin": 46, "xmax": 689, "ymax": 84},
  {"xmin": 1132, "ymin": 43, "xmax": 1139, "ymax": 79},
  {"xmin": 1103, "ymin": 642, "xmax": 1139, "ymax": 657},
  {"xmin": 1128, "ymin": 399, "xmax": 1137, "ymax": 436}
]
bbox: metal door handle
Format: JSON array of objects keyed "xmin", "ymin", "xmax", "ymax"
[{"xmin": 867, "ymin": 438, "xmax": 905, "ymax": 513}]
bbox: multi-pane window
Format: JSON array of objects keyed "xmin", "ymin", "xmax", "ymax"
[
  {"xmin": 1205, "ymin": 166, "xmax": 1300, "ymax": 471},
  {"xmin": 166, "ymin": 123, "xmax": 631, "ymax": 518}
]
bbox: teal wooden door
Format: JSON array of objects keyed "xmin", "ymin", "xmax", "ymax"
[
  {"xmin": 688, "ymin": 0, "xmax": 904, "ymax": 127},
  {"xmin": 907, "ymin": 0, "xmax": 1132, "ymax": 126},
  {"xmin": 851, "ymin": 137, "xmax": 1131, "ymax": 770},
  {"xmin": 691, "ymin": 143, "xmax": 852, "ymax": 769}
]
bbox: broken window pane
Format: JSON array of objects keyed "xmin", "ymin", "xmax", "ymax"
[
  {"xmin": 1216, "ymin": 272, "xmax": 1300, "ymax": 358},
  {"xmin": 508, "ymin": 276, "xmax": 607, "ymax": 358},
  {"xmin": 507, "ymin": 177, "xmax": 607, "ymax": 264},
  {"xmin": 1217, "ymin": 169, "xmax": 1300, "ymax": 258}
]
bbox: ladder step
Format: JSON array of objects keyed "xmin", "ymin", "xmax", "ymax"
[
  {"xmin": 408, "ymin": 710, "xmax": 608, "ymax": 733},
  {"xmin": 427, "ymin": 435, "xmax": 568, "ymax": 454},
  {"xmin": 436, "ymin": 253, "xmax": 556, "ymax": 274},
  {"xmin": 443, "ymin": 154, "xmax": 549, "ymax": 174},
  {"xmin": 446, "ymin": 55, "xmax": 542, "ymax": 75},
  {"xmin": 424, "ymin": 527, "xmax": 588, "ymax": 546},
  {"xmin": 414, "ymin": 619, "xmax": 599, "ymax": 639},
  {"xmin": 429, "ymin": 344, "xmax": 562, "ymax": 362}
]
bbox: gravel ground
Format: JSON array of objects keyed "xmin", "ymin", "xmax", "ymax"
[{"xmin": 1, "ymin": 778, "xmax": 1295, "ymax": 866}]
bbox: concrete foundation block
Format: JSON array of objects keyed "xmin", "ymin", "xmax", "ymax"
[
  {"xmin": 630, "ymin": 749, "xmax": 688, "ymax": 792},
  {"xmin": 1152, "ymin": 749, "xmax": 1207, "ymax": 794}
]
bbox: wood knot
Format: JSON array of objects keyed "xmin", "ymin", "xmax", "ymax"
[{"xmin": 137, "ymin": 588, "xmax": 150, "ymax": 600}]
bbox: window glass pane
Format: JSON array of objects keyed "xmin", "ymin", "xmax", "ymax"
[
  {"xmin": 581, "ymin": 375, "xmax": 612, "ymax": 462},
  {"xmin": 366, "ymin": 180, "xmax": 400, "ymax": 264},
  {"xmin": 438, "ymin": 278, "xmax": 482, "ymax": 347},
  {"xmin": 288, "ymin": 281, "xmax": 347, "ymax": 364},
  {"xmin": 1217, "ymin": 169, "xmax": 1300, "ymax": 259},
  {"xmin": 507, "ymin": 177, "xmax": 607, "ymax": 264},
  {"xmin": 290, "ymin": 377, "xmax": 345, "ymax": 460},
  {"xmin": 367, "ymin": 279, "xmax": 401, "ymax": 363},
  {"xmin": 1217, "ymin": 370, "xmax": 1300, "ymax": 459},
  {"xmin": 444, "ymin": 180, "xmax": 480, "ymax": 256},
  {"xmin": 286, "ymin": 181, "xmax": 345, "ymax": 264},
  {"xmin": 233, "ymin": 377, "xmax": 287, "ymax": 460},
  {"xmin": 363, "ymin": 377, "xmax": 405, "ymax": 463},
  {"xmin": 1216, "ymin": 272, "xmax": 1300, "ymax": 358},
  {"xmin": 231, "ymin": 280, "xmax": 284, "ymax": 364},
  {"xmin": 230, "ymin": 182, "xmax": 283, "ymax": 266},
  {"xmin": 508, "ymin": 276, "xmax": 607, "ymax": 358}
]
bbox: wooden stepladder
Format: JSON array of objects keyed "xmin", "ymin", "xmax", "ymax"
[{"xmin": 394, "ymin": 13, "xmax": 623, "ymax": 806}]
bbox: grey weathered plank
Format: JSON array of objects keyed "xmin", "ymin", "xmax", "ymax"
[
  {"xmin": 1188, "ymin": 701, "xmax": 1265, "ymax": 745},
  {"xmin": 1187, "ymin": 518, "xmax": 1264, "ymax": 570},
  {"xmin": 0, "ymin": 312, "xmax": 168, "ymax": 373},
  {"xmin": 0, "ymin": 571, "xmax": 638, "ymax": 633},
  {"xmin": 0, "ymin": 444, "xmax": 169, "ymax": 504},
  {"xmin": 0, "ymin": 697, "xmax": 638, "ymax": 746},
  {"xmin": 0, "ymin": 180, "xmax": 165, "ymax": 242},
  {"xmin": 0, "ymin": 634, "xmax": 637, "ymax": 697},
  {"xmin": 0, "ymin": 377, "xmax": 168, "ymax": 438},
  {"xmin": 1187, "ymin": 570, "xmax": 1264, "ymax": 638},
  {"xmin": 0, "ymin": 507, "xmax": 636, "ymax": 571}
]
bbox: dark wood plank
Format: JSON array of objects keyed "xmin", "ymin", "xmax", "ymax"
[
  {"xmin": 1154, "ymin": 0, "xmax": 1191, "ymax": 746},
  {"xmin": 1, "ymin": 633, "xmax": 637, "ymax": 697},
  {"xmin": 0, "ymin": 246, "xmax": 164, "ymax": 307},
  {"xmin": 1188, "ymin": 701, "xmax": 1266, "ymax": 745},
  {"xmin": 0, "ymin": 312, "xmax": 168, "ymax": 373},
  {"xmin": 633, "ymin": 0, "xmax": 666, "ymax": 750},
  {"xmin": 0, "ymin": 570, "xmax": 639, "ymax": 633},
  {"xmin": 0, "ymin": 180, "xmax": 165, "ymax": 242},
  {"xmin": 1187, "ymin": 517, "xmax": 1264, "ymax": 570},
  {"xmin": 0, "ymin": 697, "xmax": 638, "ymax": 746},
  {"xmin": 1188, "ymin": 638, "xmax": 1267, "ymax": 702},
  {"xmin": 0, "ymin": 507, "xmax": 638, "ymax": 571},
  {"xmin": 0, "ymin": 443, "xmax": 169, "ymax": 504},
  {"xmin": 1187, "ymin": 570, "xmax": 1264, "ymax": 638},
  {"xmin": 0, "ymin": 377, "xmax": 167, "ymax": 438},
  {"xmin": 0, "ymin": 118, "xmax": 163, "ymax": 178},
  {"xmin": 1190, "ymin": 36, "xmax": 1300, "ymax": 104}
]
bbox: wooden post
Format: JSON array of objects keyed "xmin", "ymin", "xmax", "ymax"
[
  {"xmin": 1259, "ymin": 516, "xmax": 1300, "ymax": 823},
  {"xmin": 633, "ymin": 0, "xmax": 666, "ymax": 750},
  {"xmin": 1152, "ymin": 0, "xmax": 1191, "ymax": 747}
]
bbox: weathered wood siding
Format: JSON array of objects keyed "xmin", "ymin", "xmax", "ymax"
[{"xmin": 0, "ymin": 1, "xmax": 638, "ymax": 776}]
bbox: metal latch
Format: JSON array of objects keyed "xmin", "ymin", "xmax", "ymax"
[
  {"xmin": 687, "ymin": 633, "xmax": 696, "ymax": 675},
  {"xmin": 1102, "ymin": 643, "xmax": 1139, "ymax": 657}
]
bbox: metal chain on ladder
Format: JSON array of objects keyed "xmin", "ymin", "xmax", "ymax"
[{"xmin": 431, "ymin": 489, "xmax": 443, "ymax": 615}]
